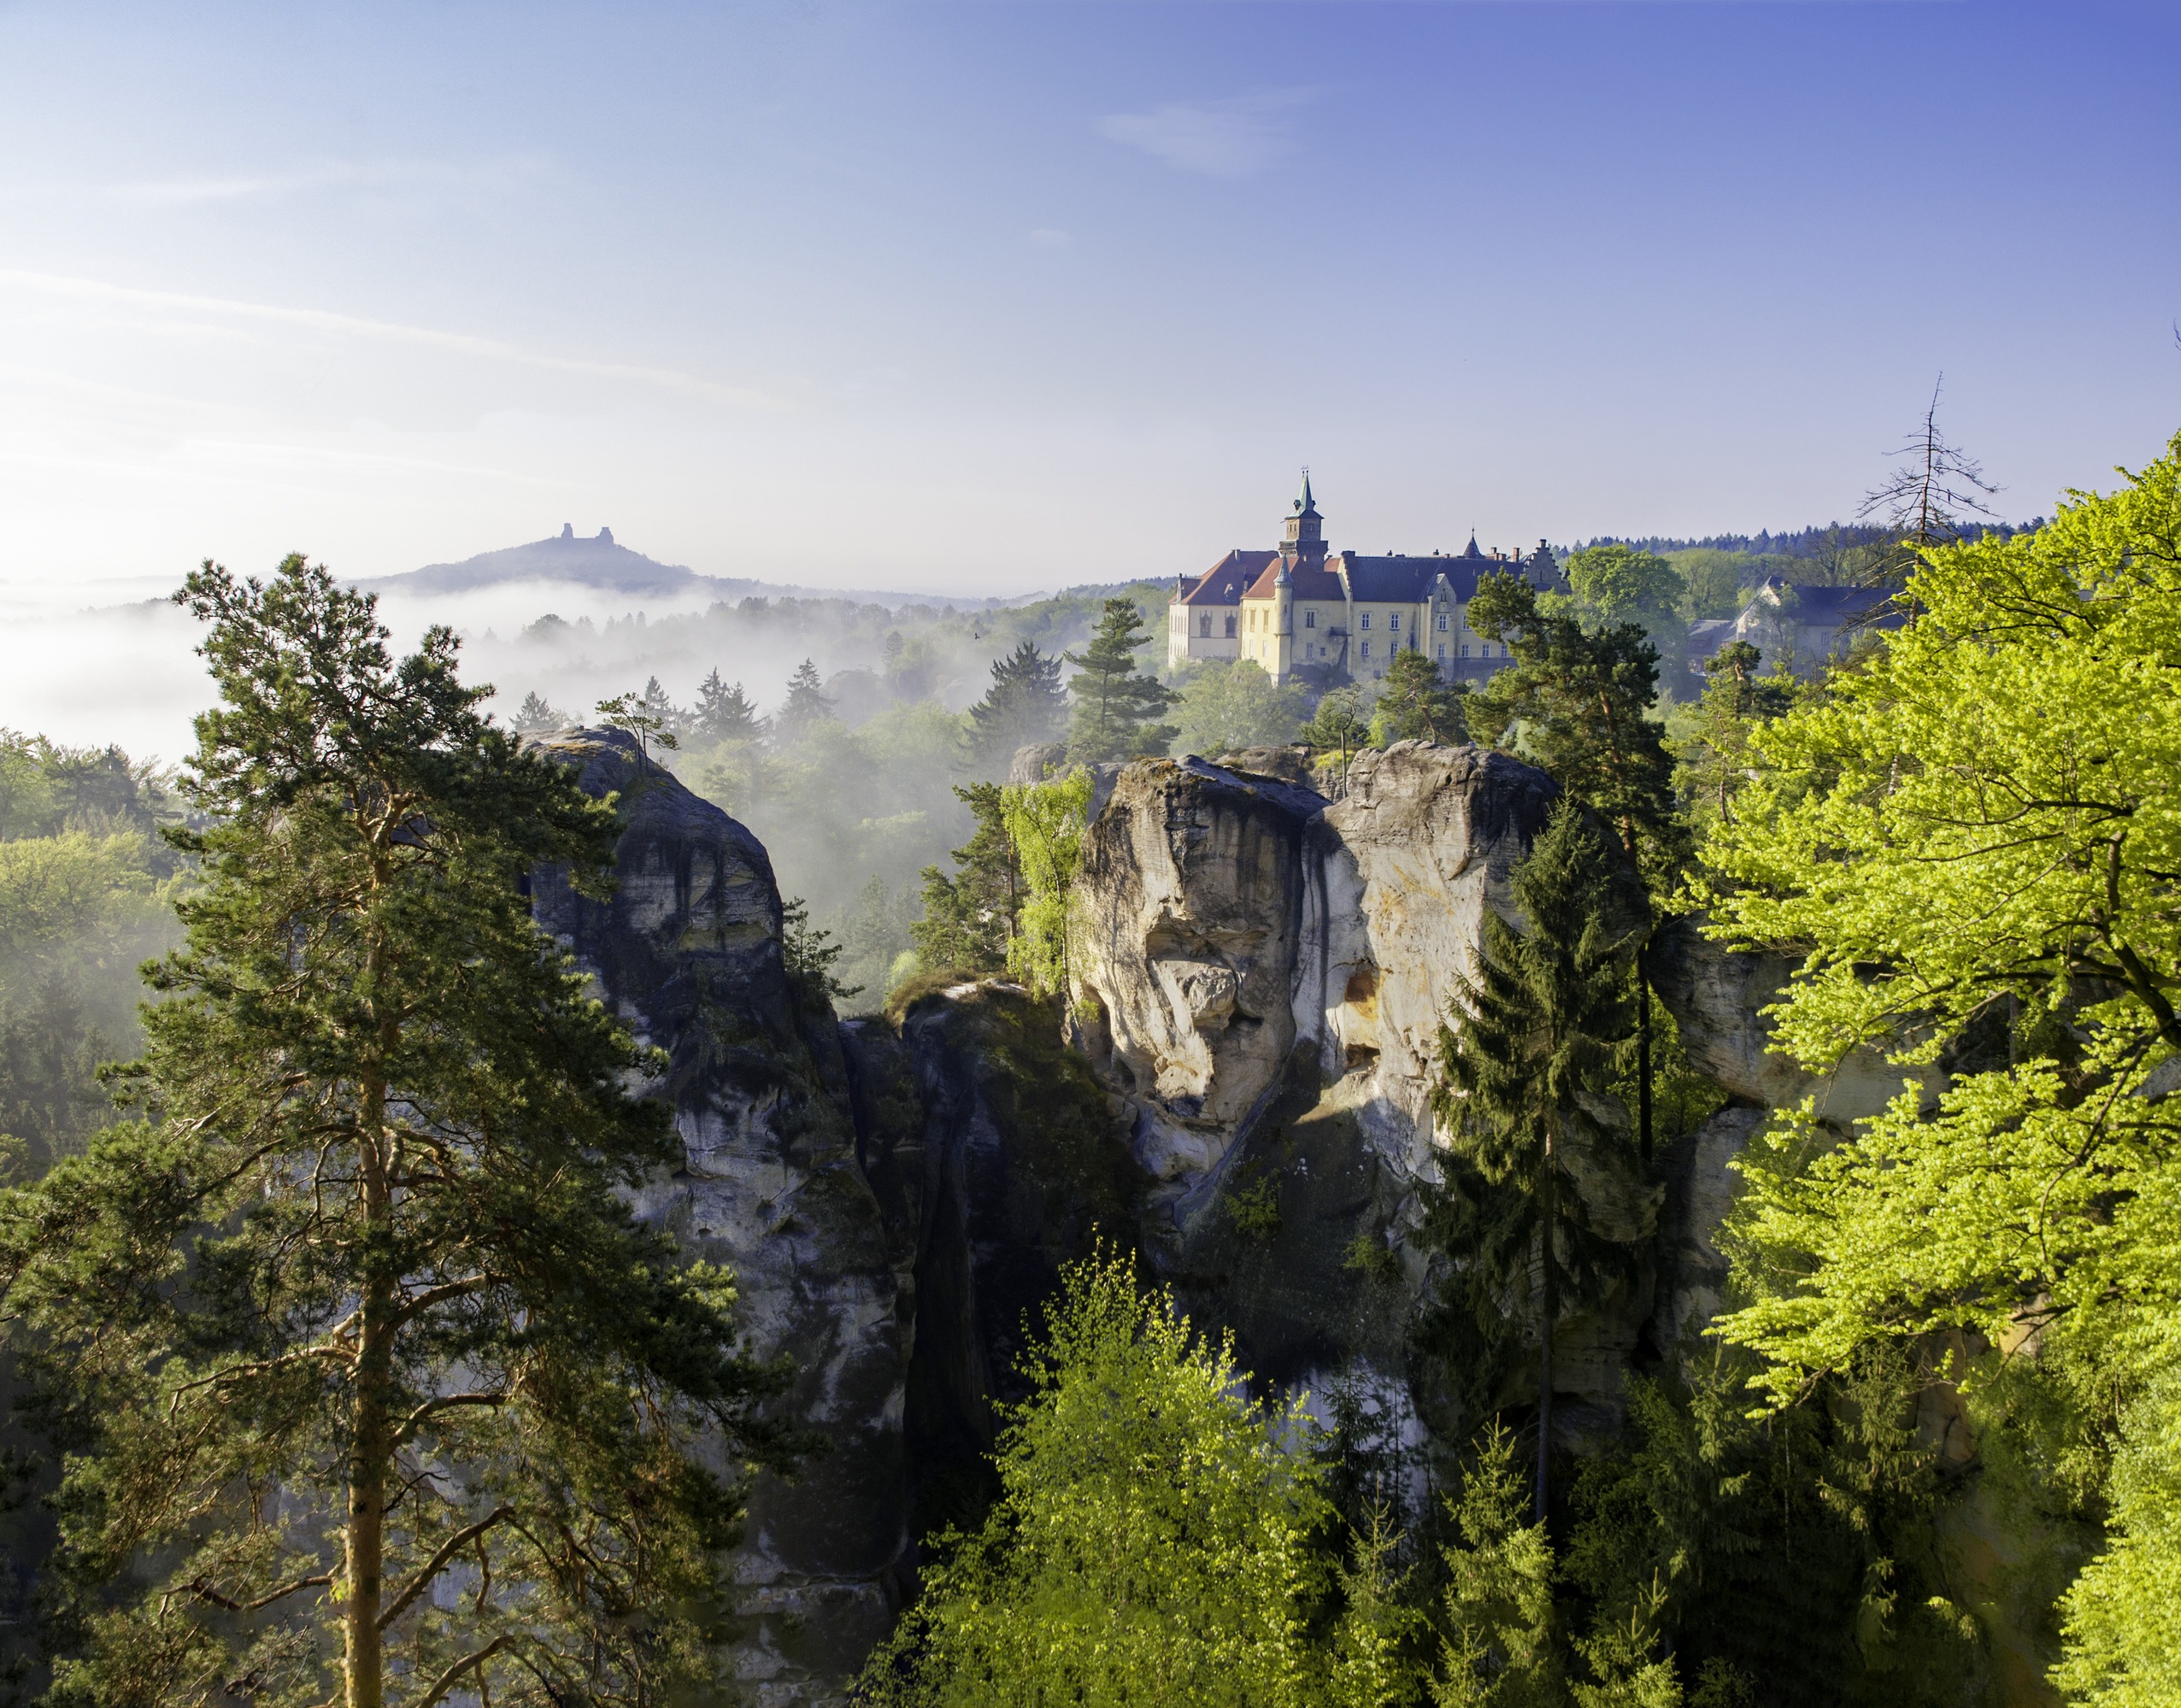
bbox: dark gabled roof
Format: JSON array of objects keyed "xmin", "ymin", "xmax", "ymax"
[
  {"xmin": 1179, "ymin": 550, "xmax": 1276, "ymax": 606},
  {"xmin": 1338, "ymin": 555, "xmax": 1532, "ymax": 603},
  {"xmin": 1750, "ymin": 582, "xmax": 1903, "ymax": 625},
  {"xmin": 1242, "ymin": 561, "xmax": 1346, "ymax": 602}
]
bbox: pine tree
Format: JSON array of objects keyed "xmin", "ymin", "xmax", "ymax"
[
  {"xmin": 910, "ymin": 783, "xmax": 1021, "ymax": 976},
  {"xmin": 690, "ymin": 669, "xmax": 766, "ymax": 744},
  {"xmin": 509, "ymin": 690, "xmax": 563, "ymax": 733},
  {"xmin": 594, "ymin": 689, "xmax": 679, "ymax": 766},
  {"xmin": 1371, "ymin": 649, "xmax": 1469, "ymax": 746},
  {"xmin": 963, "ymin": 642, "xmax": 1068, "ymax": 772},
  {"xmin": 1429, "ymin": 798, "xmax": 1646, "ymax": 1520},
  {"xmin": 0, "ymin": 557, "xmax": 791, "ymax": 1708},
  {"xmin": 1301, "ymin": 687, "xmax": 1369, "ymax": 767},
  {"xmin": 1064, "ymin": 599, "xmax": 1179, "ymax": 762},
  {"xmin": 775, "ymin": 658, "xmax": 836, "ymax": 746}
]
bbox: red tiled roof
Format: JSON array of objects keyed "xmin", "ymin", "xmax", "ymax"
[
  {"xmin": 1178, "ymin": 549, "xmax": 1276, "ymax": 606},
  {"xmin": 1241, "ymin": 561, "xmax": 1346, "ymax": 602}
]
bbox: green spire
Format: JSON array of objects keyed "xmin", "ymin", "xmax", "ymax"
[{"xmin": 1295, "ymin": 469, "xmax": 1317, "ymax": 515}]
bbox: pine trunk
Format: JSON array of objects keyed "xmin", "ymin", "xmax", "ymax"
[
  {"xmin": 1637, "ymin": 949, "xmax": 1654, "ymax": 1163},
  {"xmin": 346, "ymin": 1071, "xmax": 393, "ymax": 1708}
]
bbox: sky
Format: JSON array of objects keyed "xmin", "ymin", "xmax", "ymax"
[{"xmin": 2, "ymin": 0, "xmax": 2178, "ymax": 624}]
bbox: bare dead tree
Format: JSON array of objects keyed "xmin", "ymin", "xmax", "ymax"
[{"xmin": 1855, "ymin": 377, "xmax": 2002, "ymax": 625}]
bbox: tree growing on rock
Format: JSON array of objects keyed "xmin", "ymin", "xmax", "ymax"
[
  {"xmin": 1065, "ymin": 598, "xmax": 1178, "ymax": 762},
  {"xmin": 1370, "ymin": 649, "xmax": 1469, "ymax": 747},
  {"xmin": 1429, "ymin": 797, "xmax": 1647, "ymax": 1522},
  {"xmin": 911, "ymin": 782, "xmax": 1021, "ymax": 977},
  {"xmin": 0, "ymin": 557, "xmax": 793, "ymax": 1708},
  {"xmin": 1467, "ymin": 573, "xmax": 1680, "ymax": 1159}
]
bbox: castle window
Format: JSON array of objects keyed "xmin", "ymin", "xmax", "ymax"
[
  {"xmin": 1199, "ymin": 615, "xmax": 1211, "ymax": 637},
  {"xmin": 1305, "ymin": 610, "xmax": 1316, "ymax": 629},
  {"xmin": 1437, "ymin": 643, "xmax": 1445, "ymax": 660},
  {"xmin": 1461, "ymin": 644, "xmax": 1470, "ymax": 658},
  {"xmin": 1389, "ymin": 613, "xmax": 1400, "ymax": 633},
  {"xmin": 1361, "ymin": 640, "xmax": 1372, "ymax": 660},
  {"xmin": 1225, "ymin": 614, "xmax": 1236, "ymax": 638},
  {"xmin": 1360, "ymin": 613, "xmax": 1372, "ymax": 630},
  {"xmin": 1437, "ymin": 613, "xmax": 1448, "ymax": 631}
]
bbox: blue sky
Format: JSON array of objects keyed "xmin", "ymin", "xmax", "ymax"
[{"xmin": 2, "ymin": 0, "xmax": 2177, "ymax": 603}]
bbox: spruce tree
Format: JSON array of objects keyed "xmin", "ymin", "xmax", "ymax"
[
  {"xmin": 509, "ymin": 690, "xmax": 562, "ymax": 733},
  {"xmin": 1064, "ymin": 599, "xmax": 1179, "ymax": 762},
  {"xmin": 1670, "ymin": 642, "xmax": 1795, "ymax": 833},
  {"xmin": 0, "ymin": 557, "xmax": 791, "ymax": 1708},
  {"xmin": 775, "ymin": 658, "xmax": 836, "ymax": 746},
  {"xmin": 690, "ymin": 668, "xmax": 766, "ymax": 745},
  {"xmin": 1429, "ymin": 798, "xmax": 1646, "ymax": 1520},
  {"xmin": 1466, "ymin": 573, "xmax": 1681, "ymax": 1159},
  {"xmin": 963, "ymin": 642, "xmax": 1067, "ymax": 772},
  {"xmin": 910, "ymin": 783, "xmax": 1020, "ymax": 976}
]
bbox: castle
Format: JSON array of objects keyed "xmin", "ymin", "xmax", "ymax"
[{"xmin": 1167, "ymin": 474, "xmax": 1566, "ymax": 685}]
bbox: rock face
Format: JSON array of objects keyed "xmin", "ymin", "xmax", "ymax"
[
  {"xmin": 1067, "ymin": 742, "xmax": 1665, "ymax": 1447},
  {"xmin": 520, "ymin": 731, "xmax": 1892, "ymax": 1700},
  {"xmin": 528, "ymin": 731, "xmax": 912, "ymax": 1706}
]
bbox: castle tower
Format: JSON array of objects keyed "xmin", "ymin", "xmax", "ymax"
[
  {"xmin": 1280, "ymin": 471, "xmax": 1328, "ymax": 572},
  {"xmin": 1273, "ymin": 555, "xmax": 1295, "ymax": 680}
]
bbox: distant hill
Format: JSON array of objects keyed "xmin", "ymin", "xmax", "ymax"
[{"xmin": 358, "ymin": 525, "xmax": 1007, "ymax": 610}]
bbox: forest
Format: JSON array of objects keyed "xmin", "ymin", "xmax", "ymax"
[{"xmin": 0, "ymin": 424, "xmax": 2176, "ymax": 1708}]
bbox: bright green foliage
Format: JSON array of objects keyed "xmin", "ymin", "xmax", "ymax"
[
  {"xmin": 912, "ymin": 783, "xmax": 1021, "ymax": 977},
  {"xmin": 1169, "ymin": 660, "xmax": 1313, "ymax": 758},
  {"xmin": 857, "ymin": 1251, "xmax": 1327, "ymax": 1707},
  {"xmin": 1370, "ymin": 650, "xmax": 1469, "ymax": 748},
  {"xmin": 964, "ymin": 641, "xmax": 1068, "ymax": 772},
  {"xmin": 690, "ymin": 668, "xmax": 765, "ymax": 743},
  {"xmin": 1428, "ymin": 799, "xmax": 1647, "ymax": 1515},
  {"xmin": 0, "ymin": 557, "xmax": 789, "ymax": 1708},
  {"xmin": 1667, "ymin": 642, "xmax": 1798, "ymax": 835},
  {"xmin": 1693, "ymin": 431, "xmax": 2181, "ymax": 1700},
  {"xmin": 1065, "ymin": 599, "xmax": 1179, "ymax": 762},
  {"xmin": 1000, "ymin": 768, "xmax": 1092, "ymax": 999},
  {"xmin": 1434, "ymin": 1425, "xmax": 1562, "ymax": 1708},
  {"xmin": 2053, "ymin": 1362, "xmax": 2181, "ymax": 1707},
  {"xmin": 1329, "ymin": 1509, "xmax": 1427, "ymax": 1708}
]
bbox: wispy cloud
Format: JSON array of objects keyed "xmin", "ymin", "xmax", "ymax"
[
  {"xmin": 0, "ymin": 270, "xmax": 779, "ymax": 408},
  {"xmin": 1096, "ymin": 91, "xmax": 1313, "ymax": 179},
  {"xmin": 68, "ymin": 156, "xmax": 548, "ymax": 207}
]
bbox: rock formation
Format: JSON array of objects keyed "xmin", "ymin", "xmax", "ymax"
[{"xmin": 526, "ymin": 730, "xmax": 1879, "ymax": 1703}]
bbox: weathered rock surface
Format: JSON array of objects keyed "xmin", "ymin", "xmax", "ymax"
[
  {"xmin": 529, "ymin": 731, "xmax": 911, "ymax": 1706},
  {"xmin": 1068, "ymin": 742, "xmax": 1664, "ymax": 1447}
]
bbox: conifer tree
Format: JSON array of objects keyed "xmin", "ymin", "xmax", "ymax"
[
  {"xmin": 1436, "ymin": 1424, "xmax": 1562, "ymax": 1708},
  {"xmin": 963, "ymin": 642, "xmax": 1067, "ymax": 772},
  {"xmin": 0, "ymin": 557, "xmax": 791, "ymax": 1708},
  {"xmin": 775, "ymin": 658, "xmax": 836, "ymax": 745},
  {"xmin": 1466, "ymin": 573, "xmax": 1680, "ymax": 1159},
  {"xmin": 911, "ymin": 783, "xmax": 1020, "ymax": 976},
  {"xmin": 1430, "ymin": 798, "xmax": 1646, "ymax": 1520},
  {"xmin": 1064, "ymin": 599, "xmax": 1179, "ymax": 762},
  {"xmin": 1669, "ymin": 643, "xmax": 1795, "ymax": 832},
  {"xmin": 509, "ymin": 690, "xmax": 562, "ymax": 733},
  {"xmin": 691, "ymin": 668, "xmax": 766, "ymax": 744},
  {"xmin": 1371, "ymin": 649, "xmax": 1469, "ymax": 746}
]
